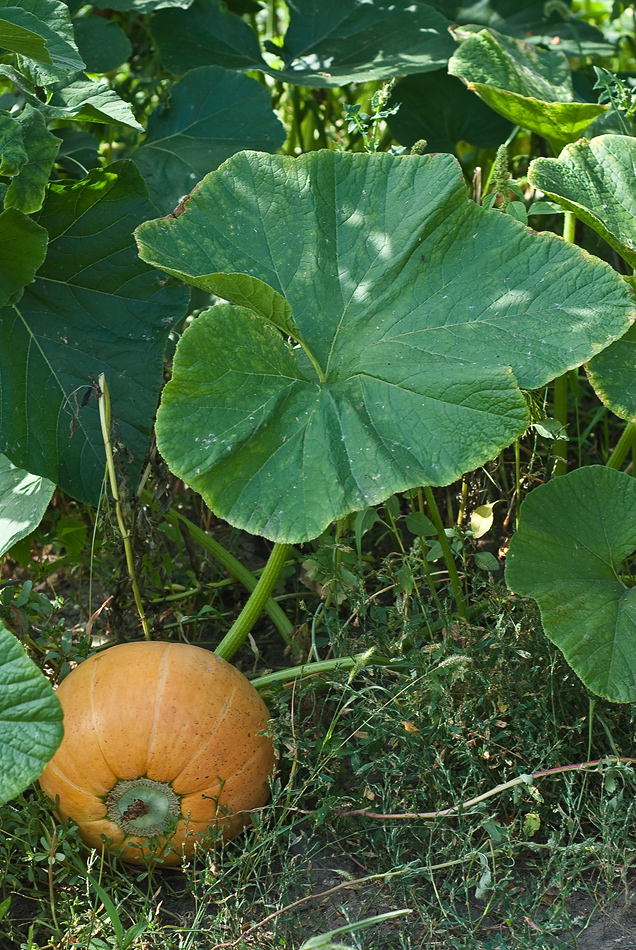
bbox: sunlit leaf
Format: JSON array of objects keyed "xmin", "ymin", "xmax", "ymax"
[
  {"xmin": 448, "ymin": 28, "xmax": 606, "ymax": 151},
  {"xmin": 0, "ymin": 454, "xmax": 55, "ymax": 556},
  {"xmin": 137, "ymin": 150, "xmax": 633, "ymax": 542}
]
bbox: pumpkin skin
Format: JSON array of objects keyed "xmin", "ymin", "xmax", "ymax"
[{"xmin": 39, "ymin": 641, "xmax": 275, "ymax": 865}]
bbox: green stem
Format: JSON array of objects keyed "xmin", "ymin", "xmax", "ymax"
[
  {"xmin": 251, "ymin": 653, "xmax": 409, "ymax": 691},
  {"xmin": 413, "ymin": 490, "xmax": 445, "ymax": 617},
  {"xmin": 514, "ymin": 439, "xmax": 521, "ymax": 531},
  {"xmin": 423, "ymin": 486, "xmax": 464, "ymax": 617},
  {"xmin": 552, "ymin": 211, "xmax": 577, "ymax": 477},
  {"xmin": 299, "ymin": 340, "xmax": 325, "ymax": 381},
  {"xmin": 606, "ymin": 422, "xmax": 636, "ymax": 471},
  {"xmin": 98, "ymin": 376, "xmax": 151, "ymax": 640},
  {"xmin": 215, "ymin": 542, "xmax": 291, "ymax": 660},
  {"xmin": 139, "ymin": 489, "xmax": 293, "ymax": 643}
]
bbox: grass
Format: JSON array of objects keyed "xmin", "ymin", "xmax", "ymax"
[
  {"xmin": 2, "ymin": 397, "xmax": 636, "ymax": 949},
  {"xmin": 3, "ymin": 484, "xmax": 636, "ymax": 950}
]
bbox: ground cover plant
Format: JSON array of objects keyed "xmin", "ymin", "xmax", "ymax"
[{"xmin": 5, "ymin": 0, "xmax": 636, "ymax": 947}]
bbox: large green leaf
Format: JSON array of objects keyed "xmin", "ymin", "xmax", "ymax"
[
  {"xmin": 72, "ymin": 13, "xmax": 132, "ymax": 74},
  {"xmin": 151, "ymin": 0, "xmax": 455, "ymax": 87},
  {"xmin": 506, "ymin": 466, "xmax": 636, "ymax": 702},
  {"xmin": 0, "ymin": 161, "xmax": 189, "ymax": 505},
  {"xmin": 4, "ymin": 105, "xmax": 61, "ymax": 214},
  {"xmin": 136, "ymin": 150, "xmax": 634, "ymax": 543},
  {"xmin": 274, "ymin": 0, "xmax": 455, "ymax": 86},
  {"xmin": 528, "ymin": 135, "xmax": 636, "ymax": 269},
  {"xmin": 529, "ymin": 135, "xmax": 636, "ymax": 424},
  {"xmin": 4, "ymin": 0, "xmax": 85, "ymax": 85},
  {"xmin": 448, "ymin": 29, "xmax": 606, "ymax": 151},
  {"xmin": 0, "ymin": 454, "xmax": 54, "ymax": 556},
  {"xmin": 150, "ymin": 0, "xmax": 266, "ymax": 74},
  {"xmin": 0, "ymin": 207, "xmax": 47, "ymax": 307},
  {"xmin": 131, "ymin": 66, "xmax": 286, "ymax": 215},
  {"xmin": 0, "ymin": 621, "xmax": 63, "ymax": 805},
  {"xmin": 387, "ymin": 69, "xmax": 513, "ymax": 153}
]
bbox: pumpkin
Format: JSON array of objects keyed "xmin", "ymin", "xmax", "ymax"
[{"xmin": 39, "ymin": 641, "xmax": 275, "ymax": 865}]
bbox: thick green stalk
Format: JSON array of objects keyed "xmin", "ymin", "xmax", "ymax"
[
  {"xmin": 552, "ymin": 210, "xmax": 577, "ymax": 477},
  {"xmin": 139, "ymin": 489, "xmax": 293, "ymax": 642},
  {"xmin": 423, "ymin": 486, "xmax": 465, "ymax": 617},
  {"xmin": 606, "ymin": 422, "xmax": 636, "ymax": 471},
  {"xmin": 215, "ymin": 542, "xmax": 290, "ymax": 660}
]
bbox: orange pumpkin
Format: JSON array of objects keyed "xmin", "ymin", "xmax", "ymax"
[{"xmin": 39, "ymin": 641, "xmax": 275, "ymax": 865}]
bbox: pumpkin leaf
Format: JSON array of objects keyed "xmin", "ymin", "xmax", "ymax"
[
  {"xmin": 0, "ymin": 160, "xmax": 189, "ymax": 505},
  {"xmin": 505, "ymin": 465, "xmax": 636, "ymax": 703},
  {"xmin": 0, "ymin": 621, "xmax": 63, "ymax": 805},
  {"xmin": 136, "ymin": 150, "xmax": 634, "ymax": 543},
  {"xmin": 271, "ymin": 0, "xmax": 455, "ymax": 86},
  {"xmin": 131, "ymin": 66, "xmax": 286, "ymax": 215},
  {"xmin": 448, "ymin": 28, "xmax": 606, "ymax": 151},
  {"xmin": 106, "ymin": 0, "xmax": 195, "ymax": 11},
  {"xmin": 587, "ymin": 323, "xmax": 636, "ymax": 425},
  {"xmin": 41, "ymin": 74, "xmax": 144, "ymax": 131},
  {"xmin": 0, "ymin": 7, "xmax": 52, "ymax": 63},
  {"xmin": 528, "ymin": 135, "xmax": 636, "ymax": 269},
  {"xmin": 0, "ymin": 454, "xmax": 55, "ymax": 557}
]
